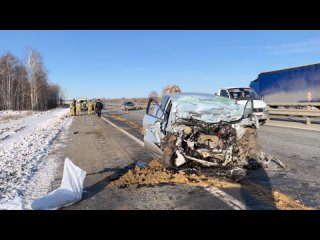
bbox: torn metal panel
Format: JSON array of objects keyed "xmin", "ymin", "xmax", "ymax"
[
  {"xmin": 163, "ymin": 118, "xmax": 278, "ymax": 181},
  {"xmin": 175, "ymin": 150, "xmax": 186, "ymax": 167},
  {"xmin": 184, "ymin": 155, "xmax": 220, "ymax": 167}
]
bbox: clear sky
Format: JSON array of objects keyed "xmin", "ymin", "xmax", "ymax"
[{"xmin": 1, "ymin": 30, "xmax": 320, "ymax": 99}]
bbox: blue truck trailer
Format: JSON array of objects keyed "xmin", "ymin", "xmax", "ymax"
[{"xmin": 250, "ymin": 63, "xmax": 320, "ymax": 103}]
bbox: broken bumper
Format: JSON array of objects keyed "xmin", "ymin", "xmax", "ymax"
[{"xmin": 253, "ymin": 112, "xmax": 268, "ymax": 121}]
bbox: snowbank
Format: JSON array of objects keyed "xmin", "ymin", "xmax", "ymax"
[{"xmin": 0, "ymin": 108, "xmax": 71, "ymax": 204}]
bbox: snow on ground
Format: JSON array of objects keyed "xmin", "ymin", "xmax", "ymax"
[
  {"xmin": 0, "ymin": 110, "xmax": 32, "ymax": 121},
  {"xmin": 0, "ymin": 108, "xmax": 72, "ymax": 205}
]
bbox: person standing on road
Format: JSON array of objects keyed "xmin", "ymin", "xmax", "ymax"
[
  {"xmin": 76, "ymin": 101, "xmax": 82, "ymax": 116},
  {"xmin": 73, "ymin": 99, "xmax": 76, "ymax": 116},
  {"xmin": 70, "ymin": 102, "xmax": 75, "ymax": 116},
  {"xmin": 93, "ymin": 101, "xmax": 96, "ymax": 113},
  {"xmin": 87, "ymin": 100, "xmax": 93, "ymax": 115},
  {"xmin": 95, "ymin": 99, "xmax": 103, "ymax": 117}
]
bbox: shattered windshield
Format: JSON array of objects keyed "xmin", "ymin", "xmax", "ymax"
[
  {"xmin": 171, "ymin": 94, "xmax": 245, "ymax": 123},
  {"xmin": 228, "ymin": 88, "xmax": 261, "ymax": 100}
]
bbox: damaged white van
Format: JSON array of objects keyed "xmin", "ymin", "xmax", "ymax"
[
  {"xmin": 216, "ymin": 87, "xmax": 268, "ymax": 124},
  {"xmin": 143, "ymin": 93, "xmax": 269, "ymax": 180}
]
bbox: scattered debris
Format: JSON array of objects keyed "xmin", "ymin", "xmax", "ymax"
[
  {"xmin": 160, "ymin": 121, "xmax": 281, "ymax": 181},
  {"xmin": 109, "ymin": 159, "xmax": 313, "ymax": 210},
  {"xmin": 174, "ymin": 150, "xmax": 186, "ymax": 167}
]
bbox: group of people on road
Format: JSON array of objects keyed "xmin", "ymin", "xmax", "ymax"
[{"xmin": 70, "ymin": 99, "xmax": 103, "ymax": 117}]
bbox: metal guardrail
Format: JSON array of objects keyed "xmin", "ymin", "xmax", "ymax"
[
  {"xmin": 267, "ymin": 102, "xmax": 320, "ymax": 125},
  {"xmin": 268, "ymin": 102, "xmax": 320, "ymax": 107}
]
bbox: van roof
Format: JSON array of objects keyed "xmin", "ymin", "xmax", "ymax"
[{"xmin": 220, "ymin": 87, "xmax": 251, "ymax": 90}]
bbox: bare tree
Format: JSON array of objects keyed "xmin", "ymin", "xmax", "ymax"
[
  {"xmin": 0, "ymin": 53, "xmax": 24, "ymax": 110},
  {"xmin": 13, "ymin": 64, "xmax": 29, "ymax": 110},
  {"xmin": 0, "ymin": 49, "xmax": 62, "ymax": 111},
  {"xmin": 58, "ymin": 87, "xmax": 66, "ymax": 106},
  {"xmin": 0, "ymin": 53, "xmax": 17, "ymax": 109},
  {"xmin": 148, "ymin": 90, "xmax": 158, "ymax": 99},
  {"xmin": 47, "ymin": 83, "xmax": 61, "ymax": 109},
  {"xmin": 26, "ymin": 49, "xmax": 48, "ymax": 111}
]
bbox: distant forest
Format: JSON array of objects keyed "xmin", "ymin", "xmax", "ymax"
[{"xmin": 0, "ymin": 48, "xmax": 63, "ymax": 111}]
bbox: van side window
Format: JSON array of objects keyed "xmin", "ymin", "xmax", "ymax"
[
  {"xmin": 165, "ymin": 100, "xmax": 172, "ymax": 118},
  {"xmin": 220, "ymin": 90, "xmax": 229, "ymax": 98},
  {"xmin": 154, "ymin": 96, "xmax": 169, "ymax": 119},
  {"xmin": 160, "ymin": 96, "xmax": 169, "ymax": 111}
]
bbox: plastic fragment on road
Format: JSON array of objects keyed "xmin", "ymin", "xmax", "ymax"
[
  {"xmin": 136, "ymin": 161, "xmax": 147, "ymax": 168},
  {"xmin": 31, "ymin": 158, "xmax": 86, "ymax": 210},
  {"xmin": 174, "ymin": 150, "xmax": 186, "ymax": 167}
]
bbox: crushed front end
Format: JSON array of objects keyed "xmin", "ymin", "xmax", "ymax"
[{"xmin": 160, "ymin": 95, "xmax": 283, "ymax": 181}]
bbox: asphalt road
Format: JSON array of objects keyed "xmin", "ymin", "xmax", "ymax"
[
  {"xmin": 257, "ymin": 126, "xmax": 320, "ymax": 207},
  {"xmin": 101, "ymin": 107, "xmax": 320, "ymax": 208},
  {"xmin": 53, "ymin": 112, "xmax": 237, "ymax": 209},
  {"xmin": 50, "ymin": 107, "xmax": 320, "ymax": 209}
]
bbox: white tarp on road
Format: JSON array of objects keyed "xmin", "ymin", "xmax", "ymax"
[
  {"xmin": 31, "ymin": 158, "xmax": 86, "ymax": 210},
  {"xmin": 0, "ymin": 158, "xmax": 86, "ymax": 210}
]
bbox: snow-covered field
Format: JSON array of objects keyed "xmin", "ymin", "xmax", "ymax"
[{"xmin": 0, "ymin": 108, "xmax": 72, "ymax": 207}]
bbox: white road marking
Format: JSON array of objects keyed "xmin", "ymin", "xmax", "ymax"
[
  {"xmin": 101, "ymin": 116, "xmax": 144, "ymax": 147},
  {"xmin": 205, "ymin": 186, "xmax": 247, "ymax": 210},
  {"xmin": 102, "ymin": 115, "xmax": 247, "ymax": 210}
]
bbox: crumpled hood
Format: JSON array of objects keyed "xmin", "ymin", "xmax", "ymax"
[{"xmin": 171, "ymin": 95, "xmax": 245, "ymax": 123}]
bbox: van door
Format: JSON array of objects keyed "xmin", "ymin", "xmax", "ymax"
[
  {"xmin": 243, "ymin": 99, "xmax": 259, "ymax": 128},
  {"xmin": 143, "ymin": 97, "xmax": 168, "ymax": 155}
]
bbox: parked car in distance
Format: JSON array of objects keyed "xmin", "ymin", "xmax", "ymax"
[{"xmin": 122, "ymin": 101, "xmax": 136, "ymax": 111}]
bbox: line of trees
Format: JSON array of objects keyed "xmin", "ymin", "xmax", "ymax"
[{"xmin": 0, "ymin": 48, "xmax": 63, "ymax": 111}]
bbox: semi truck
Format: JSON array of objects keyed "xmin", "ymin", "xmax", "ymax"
[{"xmin": 250, "ymin": 63, "xmax": 320, "ymax": 103}]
